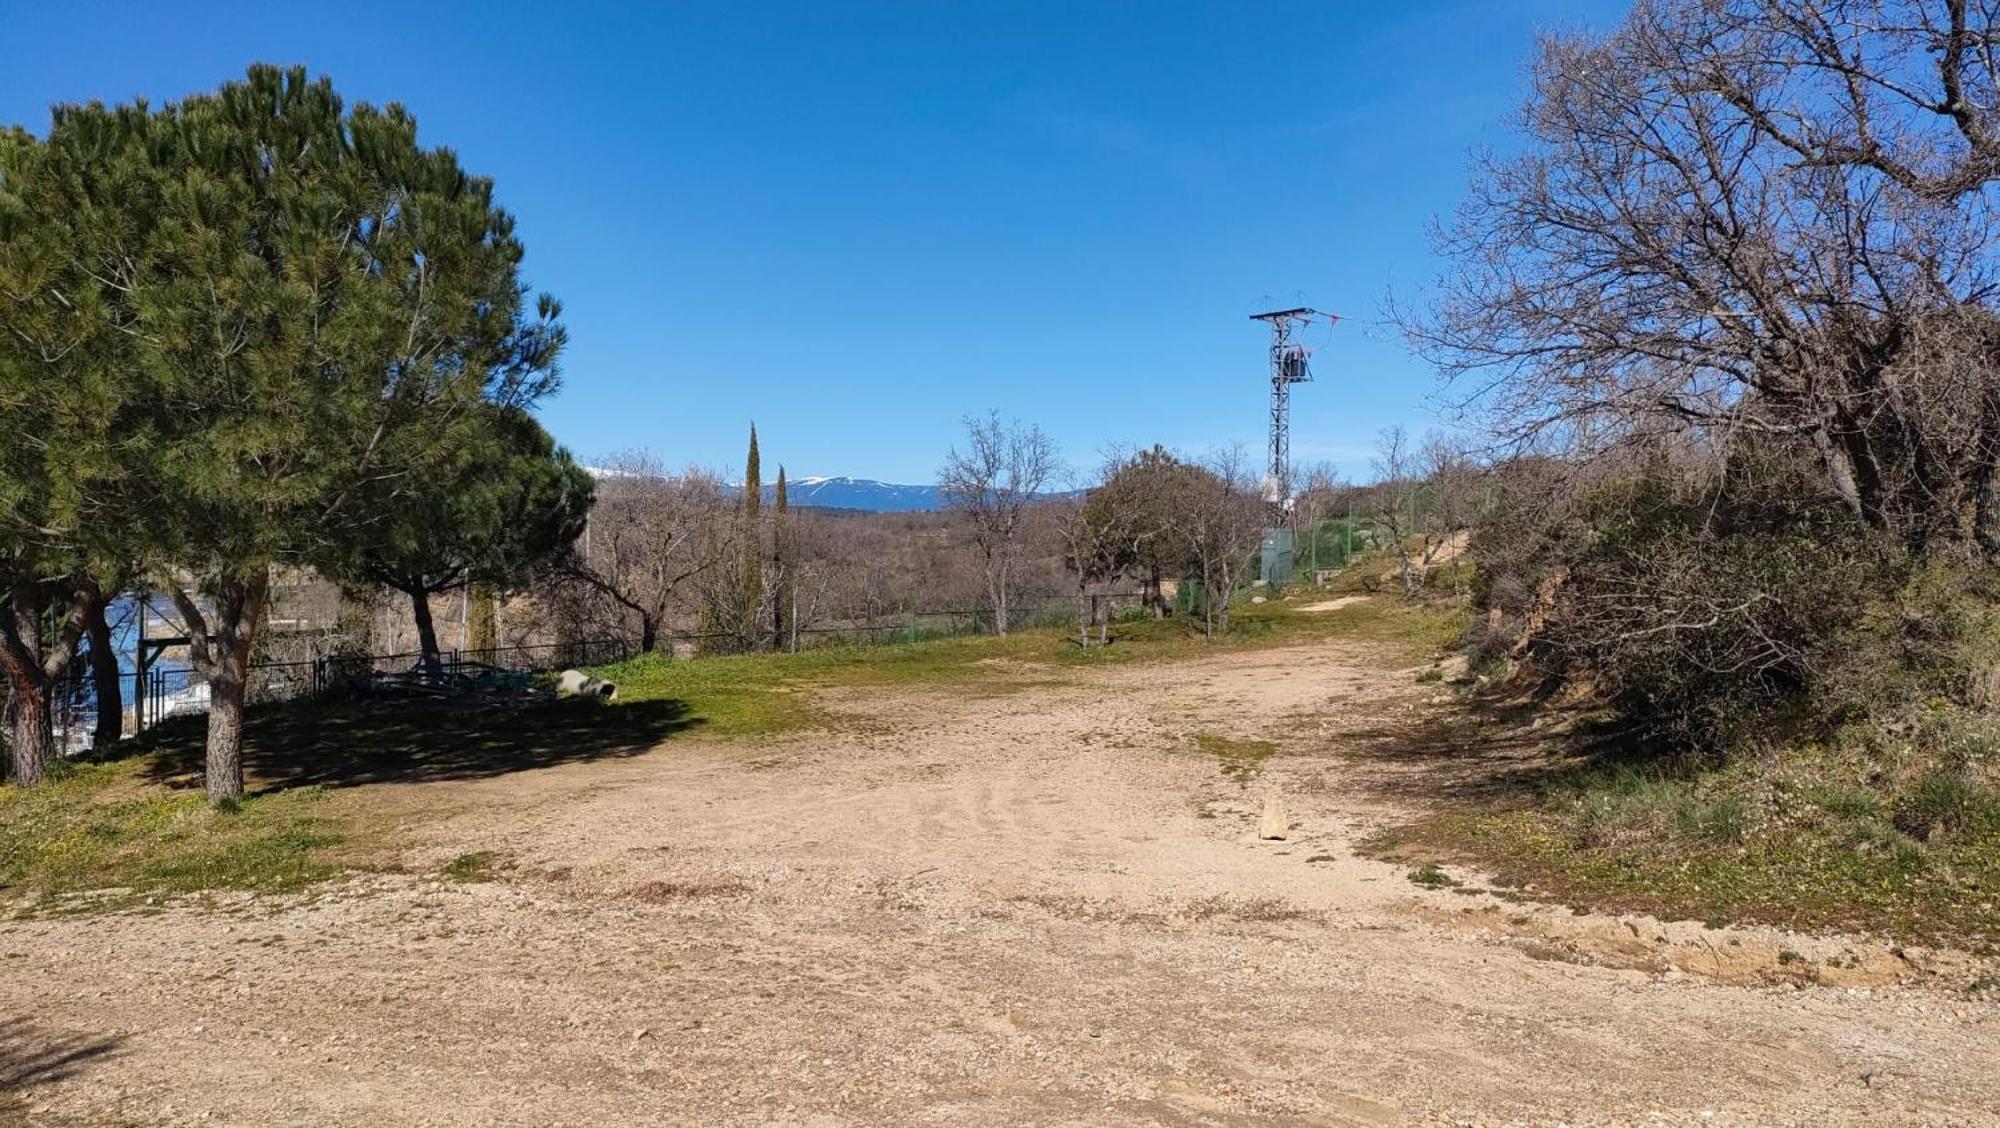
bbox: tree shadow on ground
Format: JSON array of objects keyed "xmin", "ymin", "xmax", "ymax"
[
  {"xmin": 128, "ymin": 697, "xmax": 701, "ymax": 795},
  {"xmin": 0, "ymin": 1018, "xmax": 123, "ymax": 1091},
  {"xmin": 1334, "ymin": 683, "xmax": 1637, "ymax": 809}
]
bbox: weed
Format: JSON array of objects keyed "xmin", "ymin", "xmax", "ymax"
[
  {"xmin": 1892, "ymin": 769, "xmax": 2000, "ymax": 842},
  {"xmin": 1409, "ymin": 862, "xmax": 1458, "ymax": 889},
  {"xmin": 442, "ymin": 850, "xmax": 508, "ymax": 883},
  {"xmin": 1564, "ymin": 769, "xmax": 1752, "ymax": 850},
  {"xmin": 1808, "ymin": 785, "xmax": 1884, "ymax": 821}
]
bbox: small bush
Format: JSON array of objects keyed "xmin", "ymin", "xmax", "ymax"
[
  {"xmin": 1408, "ymin": 862, "xmax": 1458, "ymax": 889},
  {"xmin": 1807, "ymin": 784, "xmax": 1884, "ymax": 821},
  {"xmin": 1562, "ymin": 768, "xmax": 1753, "ymax": 850},
  {"xmin": 1891, "ymin": 769, "xmax": 2000, "ymax": 842},
  {"xmin": 1670, "ymin": 794, "xmax": 1751, "ymax": 843},
  {"xmin": 442, "ymin": 850, "xmax": 507, "ymax": 882}
]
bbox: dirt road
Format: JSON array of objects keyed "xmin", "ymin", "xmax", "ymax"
[{"xmin": 5, "ymin": 640, "xmax": 1997, "ymax": 1125}]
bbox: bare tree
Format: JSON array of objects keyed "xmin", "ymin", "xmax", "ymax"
[
  {"xmin": 1372, "ymin": 427, "xmax": 1485, "ymax": 595},
  {"xmin": 1168, "ymin": 446, "xmax": 1266, "ymax": 638},
  {"xmin": 1406, "ymin": 0, "xmax": 2000, "ymax": 558},
  {"xmin": 938, "ymin": 412, "xmax": 1061, "ymax": 634},
  {"xmin": 1052, "ymin": 458, "xmax": 1137, "ymax": 648},
  {"xmin": 558, "ymin": 453, "xmax": 728, "ymax": 652}
]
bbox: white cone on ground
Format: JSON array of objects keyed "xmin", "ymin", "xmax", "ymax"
[{"xmin": 1259, "ymin": 793, "xmax": 1289, "ymax": 840}]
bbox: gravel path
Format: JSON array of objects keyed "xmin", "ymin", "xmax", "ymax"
[{"xmin": 4, "ymin": 641, "xmax": 1996, "ymax": 1125}]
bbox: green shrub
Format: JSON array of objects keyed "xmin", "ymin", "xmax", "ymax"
[
  {"xmin": 1408, "ymin": 862, "xmax": 1457, "ymax": 888},
  {"xmin": 1807, "ymin": 784, "xmax": 1884, "ymax": 821},
  {"xmin": 1562, "ymin": 768, "xmax": 1753, "ymax": 849},
  {"xmin": 1891, "ymin": 769, "xmax": 2000, "ymax": 842}
]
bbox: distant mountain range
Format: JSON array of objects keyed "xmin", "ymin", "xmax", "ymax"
[
  {"xmin": 774, "ymin": 476, "xmax": 943, "ymax": 512},
  {"xmin": 585, "ymin": 468, "xmax": 1074, "ymax": 513}
]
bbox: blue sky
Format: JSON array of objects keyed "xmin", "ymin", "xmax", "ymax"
[{"xmin": 2, "ymin": 1, "xmax": 1625, "ymax": 483}]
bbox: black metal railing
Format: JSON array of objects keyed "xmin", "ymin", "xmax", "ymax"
[
  {"xmin": 41, "ymin": 592, "xmax": 1154, "ymax": 755},
  {"xmin": 47, "ymin": 637, "xmax": 632, "ymax": 754}
]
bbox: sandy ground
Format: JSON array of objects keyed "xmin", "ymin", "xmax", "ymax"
[{"xmin": 4, "ymin": 639, "xmax": 1999, "ymax": 1126}]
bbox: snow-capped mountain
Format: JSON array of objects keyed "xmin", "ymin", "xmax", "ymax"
[
  {"xmin": 775, "ymin": 476, "xmax": 943, "ymax": 512},
  {"xmin": 586, "ymin": 466, "xmax": 944, "ymax": 511}
]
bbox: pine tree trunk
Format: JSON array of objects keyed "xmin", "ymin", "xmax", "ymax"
[
  {"xmin": 204, "ymin": 648, "xmax": 248, "ymax": 804},
  {"xmin": 1, "ymin": 587, "xmax": 57, "ymax": 785},
  {"xmin": 8, "ymin": 688, "xmax": 53, "ymax": 786},
  {"xmin": 410, "ymin": 590, "xmax": 444, "ymax": 678},
  {"xmin": 84, "ymin": 590, "xmax": 122, "ymax": 747},
  {"xmin": 173, "ymin": 568, "xmax": 270, "ymax": 805}
]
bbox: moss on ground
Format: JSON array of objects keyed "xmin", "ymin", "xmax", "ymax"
[{"xmin": 1191, "ymin": 732, "xmax": 1278, "ymax": 785}]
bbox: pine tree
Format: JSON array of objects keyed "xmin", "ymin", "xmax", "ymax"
[
  {"xmin": 335, "ymin": 403, "xmax": 592, "ymax": 677},
  {"xmin": 36, "ymin": 66, "xmax": 566, "ymax": 802},
  {"xmin": 740, "ymin": 425, "xmax": 763, "ymax": 650},
  {"xmin": 0, "ymin": 126, "xmax": 131, "ymax": 783}
]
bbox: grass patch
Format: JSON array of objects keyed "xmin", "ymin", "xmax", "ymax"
[
  {"xmin": 1192, "ymin": 732, "xmax": 1277, "ymax": 785},
  {"xmin": 1408, "ymin": 862, "xmax": 1458, "ymax": 889},
  {"xmin": 1372, "ymin": 743, "xmax": 2000, "ymax": 945},
  {"xmin": 442, "ymin": 850, "xmax": 508, "ymax": 883},
  {"xmin": 590, "ymin": 571, "xmax": 1467, "ymax": 739},
  {"xmin": 0, "ymin": 761, "xmax": 343, "ymax": 905}
]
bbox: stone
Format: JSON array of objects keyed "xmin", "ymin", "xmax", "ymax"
[
  {"xmin": 556, "ymin": 669, "xmax": 618, "ymax": 700},
  {"xmin": 1259, "ymin": 794, "xmax": 1289, "ymax": 840}
]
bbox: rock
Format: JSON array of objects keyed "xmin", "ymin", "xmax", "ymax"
[{"xmin": 1259, "ymin": 794, "xmax": 1289, "ymax": 840}]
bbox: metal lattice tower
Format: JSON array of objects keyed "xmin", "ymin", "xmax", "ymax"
[{"xmin": 1249, "ymin": 307, "xmax": 1319, "ymax": 513}]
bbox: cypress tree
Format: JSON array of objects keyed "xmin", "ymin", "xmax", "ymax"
[
  {"xmin": 740, "ymin": 425, "xmax": 763, "ymax": 650},
  {"xmin": 772, "ymin": 467, "xmax": 789, "ymax": 647},
  {"xmin": 468, "ymin": 586, "xmax": 498, "ymax": 654}
]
